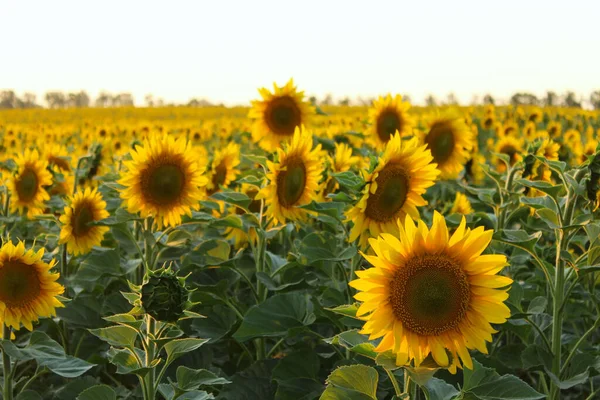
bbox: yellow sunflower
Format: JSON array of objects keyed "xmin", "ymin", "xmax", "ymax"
[
  {"xmin": 7, "ymin": 149, "xmax": 53, "ymax": 218},
  {"xmin": 421, "ymin": 115, "xmax": 474, "ymax": 180},
  {"xmin": 465, "ymin": 153, "xmax": 486, "ymax": 186},
  {"xmin": 347, "ymin": 134, "xmax": 439, "ymax": 247},
  {"xmin": 59, "ymin": 188, "xmax": 110, "ymax": 255},
  {"xmin": 0, "ymin": 241, "xmax": 65, "ymax": 331},
  {"xmin": 224, "ymin": 184, "xmax": 261, "ymax": 248},
  {"xmin": 450, "ymin": 192, "xmax": 474, "ymax": 215},
  {"xmin": 119, "ymin": 135, "xmax": 208, "ymax": 229},
  {"xmin": 350, "ymin": 213, "xmax": 512, "ymax": 372},
  {"xmin": 248, "ymin": 79, "xmax": 315, "ymax": 152},
  {"xmin": 581, "ymin": 139, "xmax": 598, "ymax": 164},
  {"xmin": 494, "ymin": 136, "xmax": 524, "ymax": 173},
  {"xmin": 256, "ymin": 126, "xmax": 323, "ymax": 225},
  {"xmin": 547, "ymin": 121, "xmax": 562, "ymax": 139},
  {"xmin": 367, "ymin": 95, "xmax": 414, "ymax": 148},
  {"xmin": 318, "ymin": 142, "xmax": 362, "ymax": 201},
  {"xmin": 206, "ymin": 142, "xmax": 241, "ymax": 195}
]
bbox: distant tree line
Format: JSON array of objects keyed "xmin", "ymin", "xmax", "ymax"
[{"xmin": 2, "ymin": 89, "xmax": 600, "ymax": 109}]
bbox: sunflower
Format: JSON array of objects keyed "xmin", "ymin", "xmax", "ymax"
[
  {"xmin": 481, "ymin": 114, "xmax": 495, "ymax": 130},
  {"xmin": 256, "ymin": 126, "xmax": 323, "ymax": 225},
  {"xmin": 367, "ymin": 95, "xmax": 414, "ymax": 148},
  {"xmin": 421, "ymin": 115, "xmax": 474, "ymax": 180},
  {"xmin": 44, "ymin": 144, "xmax": 72, "ymax": 173},
  {"xmin": 350, "ymin": 213, "xmax": 511, "ymax": 372},
  {"xmin": 59, "ymin": 188, "xmax": 110, "ymax": 255},
  {"xmin": 119, "ymin": 134, "xmax": 208, "ymax": 229},
  {"xmin": 465, "ymin": 152, "xmax": 486, "ymax": 186},
  {"xmin": 206, "ymin": 142, "xmax": 241, "ymax": 195},
  {"xmin": 493, "ymin": 136, "xmax": 524, "ymax": 173},
  {"xmin": 347, "ymin": 134, "xmax": 439, "ymax": 247},
  {"xmin": 224, "ymin": 184, "xmax": 261, "ymax": 248},
  {"xmin": 581, "ymin": 139, "xmax": 598, "ymax": 164},
  {"xmin": 547, "ymin": 121, "xmax": 562, "ymax": 139},
  {"xmin": 7, "ymin": 149, "xmax": 53, "ymax": 218},
  {"xmin": 498, "ymin": 121, "xmax": 518, "ymax": 138},
  {"xmin": 527, "ymin": 107, "xmax": 543, "ymax": 123},
  {"xmin": 248, "ymin": 79, "xmax": 315, "ymax": 152},
  {"xmin": 0, "ymin": 241, "xmax": 65, "ymax": 331},
  {"xmin": 450, "ymin": 192, "xmax": 474, "ymax": 215},
  {"xmin": 318, "ymin": 142, "xmax": 362, "ymax": 201}
]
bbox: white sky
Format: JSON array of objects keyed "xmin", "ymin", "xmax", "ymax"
[{"xmin": 1, "ymin": 0, "xmax": 599, "ymax": 106}]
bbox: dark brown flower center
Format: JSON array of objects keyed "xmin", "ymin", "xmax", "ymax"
[
  {"xmin": 48, "ymin": 155, "xmax": 71, "ymax": 172},
  {"xmin": 376, "ymin": 109, "xmax": 403, "ymax": 143},
  {"xmin": 500, "ymin": 144, "xmax": 519, "ymax": 165},
  {"xmin": 365, "ymin": 164, "xmax": 409, "ymax": 222},
  {"xmin": 425, "ymin": 122, "xmax": 456, "ymax": 164},
  {"xmin": 265, "ymin": 96, "xmax": 302, "ymax": 136},
  {"xmin": 16, "ymin": 168, "xmax": 39, "ymax": 202},
  {"xmin": 276, "ymin": 157, "xmax": 306, "ymax": 207},
  {"xmin": 140, "ymin": 160, "xmax": 187, "ymax": 206},
  {"xmin": 0, "ymin": 261, "xmax": 42, "ymax": 307},
  {"xmin": 389, "ymin": 254, "xmax": 470, "ymax": 336},
  {"xmin": 72, "ymin": 202, "xmax": 95, "ymax": 236}
]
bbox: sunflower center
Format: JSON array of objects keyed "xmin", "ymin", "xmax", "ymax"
[
  {"xmin": 0, "ymin": 261, "xmax": 42, "ymax": 307},
  {"xmin": 265, "ymin": 96, "xmax": 302, "ymax": 136},
  {"xmin": 376, "ymin": 109, "xmax": 402, "ymax": 143},
  {"xmin": 141, "ymin": 162, "xmax": 186, "ymax": 206},
  {"xmin": 390, "ymin": 254, "xmax": 470, "ymax": 336},
  {"xmin": 364, "ymin": 164, "xmax": 409, "ymax": 222},
  {"xmin": 276, "ymin": 157, "xmax": 307, "ymax": 207},
  {"xmin": 425, "ymin": 122, "xmax": 456, "ymax": 164},
  {"xmin": 72, "ymin": 202, "xmax": 95, "ymax": 236},
  {"xmin": 16, "ymin": 168, "xmax": 39, "ymax": 202},
  {"xmin": 500, "ymin": 145, "xmax": 518, "ymax": 165}
]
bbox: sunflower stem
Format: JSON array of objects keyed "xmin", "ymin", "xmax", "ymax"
[
  {"xmin": 2, "ymin": 325, "xmax": 13, "ymax": 400},
  {"xmin": 385, "ymin": 368, "xmax": 401, "ymax": 397},
  {"xmin": 144, "ymin": 315, "xmax": 156, "ymax": 400},
  {"xmin": 549, "ymin": 229, "xmax": 565, "ymax": 400},
  {"xmin": 60, "ymin": 244, "xmax": 68, "ymax": 279}
]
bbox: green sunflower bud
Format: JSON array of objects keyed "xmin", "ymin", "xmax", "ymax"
[{"xmin": 141, "ymin": 269, "xmax": 187, "ymax": 322}]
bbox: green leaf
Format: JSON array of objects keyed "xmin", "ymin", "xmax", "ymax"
[
  {"xmin": 424, "ymin": 378, "xmax": 459, "ymax": 400},
  {"xmin": 323, "ymin": 330, "xmax": 377, "ymax": 359},
  {"xmin": 164, "ymin": 338, "xmax": 209, "ymax": 364},
  {"xmin": 16, "ymin": 391, "xmax": 43, "ymax": 400},
  {"xmin": 107, "ymin": 347, "xmax": 159, "ymax": 376},
  {"xmin": 527, "ymin": 296, "xmax": 547, "ymax": 315},
  {"xmin": 299, "ymin": 201, "xmax": 346, "ymax": 220},
  {"xmin": 546, "ymin": 369, "xmax": 590, "ymax": 390},
  {"xmin": 536, "ymin": 208, "xmax": 560, "ymax": 229},
  {"xmin": 89, "ymin": 325, "xmax": 138, "ymax": 348},
  {"xmin": 233, "ymin": 292, "xmax": 315, "ymax": 341},
  {"xmin": 375, "ymin": 351, "xmax": 398, "ymax": 370},
  {"xmin": 176, "ymin": 366, "xmax": 231, "ymax": 391},
  {"xmin": 103, "ymin": 314, "xmax": 144, "ymax": 330},
  {"xmin": 211, "ymin": 191, "xmax": 252, "ymax": 213},
  {"xmin": 515, "ymin": 179, "xmax": 564, "ymax": 200},
  {"xmin": 1, "ymin": 332, "xmax": 94, "ymax": 378},
  {"xmin": 272, "ymin": 351, "xmax": 323, "ymax": 400},
  {"xmin": 320, "ymin": 365, "xmax": 378, "ymax": 400},
  {"xmin": 77, "ymin": 385, "xmax": 117, "ymax": 400},
  {"xmin": 332, "ymin": 171, "xmax": 364, "ymax": 190},
  {"xmin": 462, "ymin": 360, "xmax": 544, "ymax": 399},
  {"xmin": 325, "ymin": 304, "xmax": 359, "ymax": 319}
]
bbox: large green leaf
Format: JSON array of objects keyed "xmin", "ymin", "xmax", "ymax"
[
  {"xmin": 320, "ymin": 365, "xmax": 378, "ymax": 400},
  {"xmin": 233, "ymin": 292, "xmax": 315, "ymax": 341},
  {"xmin": 89, "ymin": 325, "xmax": 139, "ymax": 348},
  {"xmin": 77, "ymin": 385, "xmax": 117, "ymax": 400},
  {"xmin": 176, "ymin": 366, "xmax": 231, "ymax": 391},
  {"xmin": 272, "ymin": 351, "xmax": 323, "ymax": 400},
  {"xmin": 461, "ymin": 360, "xmax": 544, "ymax": 399},
  {"xmin": 164, "ymin": 338, "xmax": 210, "ymax": 365},
  {"xmin": 1, "ymin": 331, "xmax": 94, "ymax": 378}
]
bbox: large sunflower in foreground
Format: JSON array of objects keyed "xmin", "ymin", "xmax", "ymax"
[
  {"xmin": 256, "ymin": 126, "xmax": 323, "ymax": 225},
  {"xmin": 350, "ymin": 213, "xmax": 511, "ymax": 372},
  {"xmin": 347, "ymin": 134, "xmax": 439, "ymax": 247},
  {"xmin": 206, "ymin": 142, "xmax": 241, "ymax": 195},
  {"xmin": 7, "ymin": 149, "xmax": 53, "ymax": 218},
  {"xmin": 0, "ymin": 241, "xmax": 65, "ymax": 331},
  {"xmin": 420, "ymin": 115, "xmax": 474, "ymax": 180},
  {"xmin": 248, "ymin": 79, "xmax": 315, "ymax": 152},
  {"xmin": 119, "ymin": 135, "xmax": 208, "ymax": 229},
  {"xmin": 367, "ymin": 95, "xmax": 413, "ymax": 148},
  {"xmin": 59, "ymin": 188, "xmax": 110, "ymax": 255}
]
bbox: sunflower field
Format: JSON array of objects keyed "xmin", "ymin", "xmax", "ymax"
[{"xmin": 0, "ymin": 80, "xmax": 599, "ymax": 400}]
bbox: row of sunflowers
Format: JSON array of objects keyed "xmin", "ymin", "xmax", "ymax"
[{"xmin": 0, "ymin": 80, "xmax": 599, "ymax": 399}]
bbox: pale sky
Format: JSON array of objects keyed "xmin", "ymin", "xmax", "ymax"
[{"xmin": 1, "ymin": 0, "xmax": 599, "ymax": 106}]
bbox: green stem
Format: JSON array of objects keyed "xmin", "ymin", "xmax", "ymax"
[
  {"xmin": 144, "ymin": 315, "xmax": 156, "ymax": 400},
  {"xmin": 523, "ymin": 317, "xmax": 553, "ymax": 354},
  {"xmin": 559, "ymin": 317, "xmax": 600, "ymax": 377},
  {"xmin": 3, "ymin": 325, "xmax": 13, "ymax": 400},
  {"xmin": 385, "ymin": 369, "xmax": 401, "ymax": 397},
  {"xmin": 60, "ymin": 244, "xmax": 68, "ymax": 279},
  {"xmin": 18, "ymin": 367, "xmax": 47, "ymax": 394},
  {"xmin": 550, "ymin": 229, "xmax": 564, "ymax": 400},
  {"xmin": 266, "ymin": 338, "xmax": 285, "ymax": 358}
]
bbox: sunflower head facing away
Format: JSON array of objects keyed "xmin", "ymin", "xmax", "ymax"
[
  {"xmin": 206, "ymin": 142, "xmax": 241, "ymax": 195},
  {"xmin": 350, "ymin": 213, "xmax": 511, "ymax": 372},
  {"xmin": 7, "ymin": 149, "xmax": 53, "ymax": 218},
  {"xmin": 420, "ymin": 115, "xmax": 474, "ymax": 180},
  {"xmin": 494, "ymin": 136, "xmax": 524, "ymax": 173},
  {"xmin": 347, "ymin": 134, "xmax": 440, "ymax": 248},
  {"xmin": 59, "ymin": 188, "xmax": 110, "ymax": 255},
  {"xmin": 248, "ymin": 79, "xmax": 315, "ymax": 152},
  {"xmin": 450, "ymin": 192, "xmax": 474, "ymax": 215},
  {"xmin": 256, "ymin": 126, "xmax": 323, "ymax": 225},
  {"xmin": 119, "ymin": 135, "xmax": 208, "ymax": 229},
  {"xmin": 368, "ymin": 94, "xmax": 414, "ymax": 148},
  {"xmin": 0, "ymin": 241, "xmax": 65, "ymax": 331}
]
